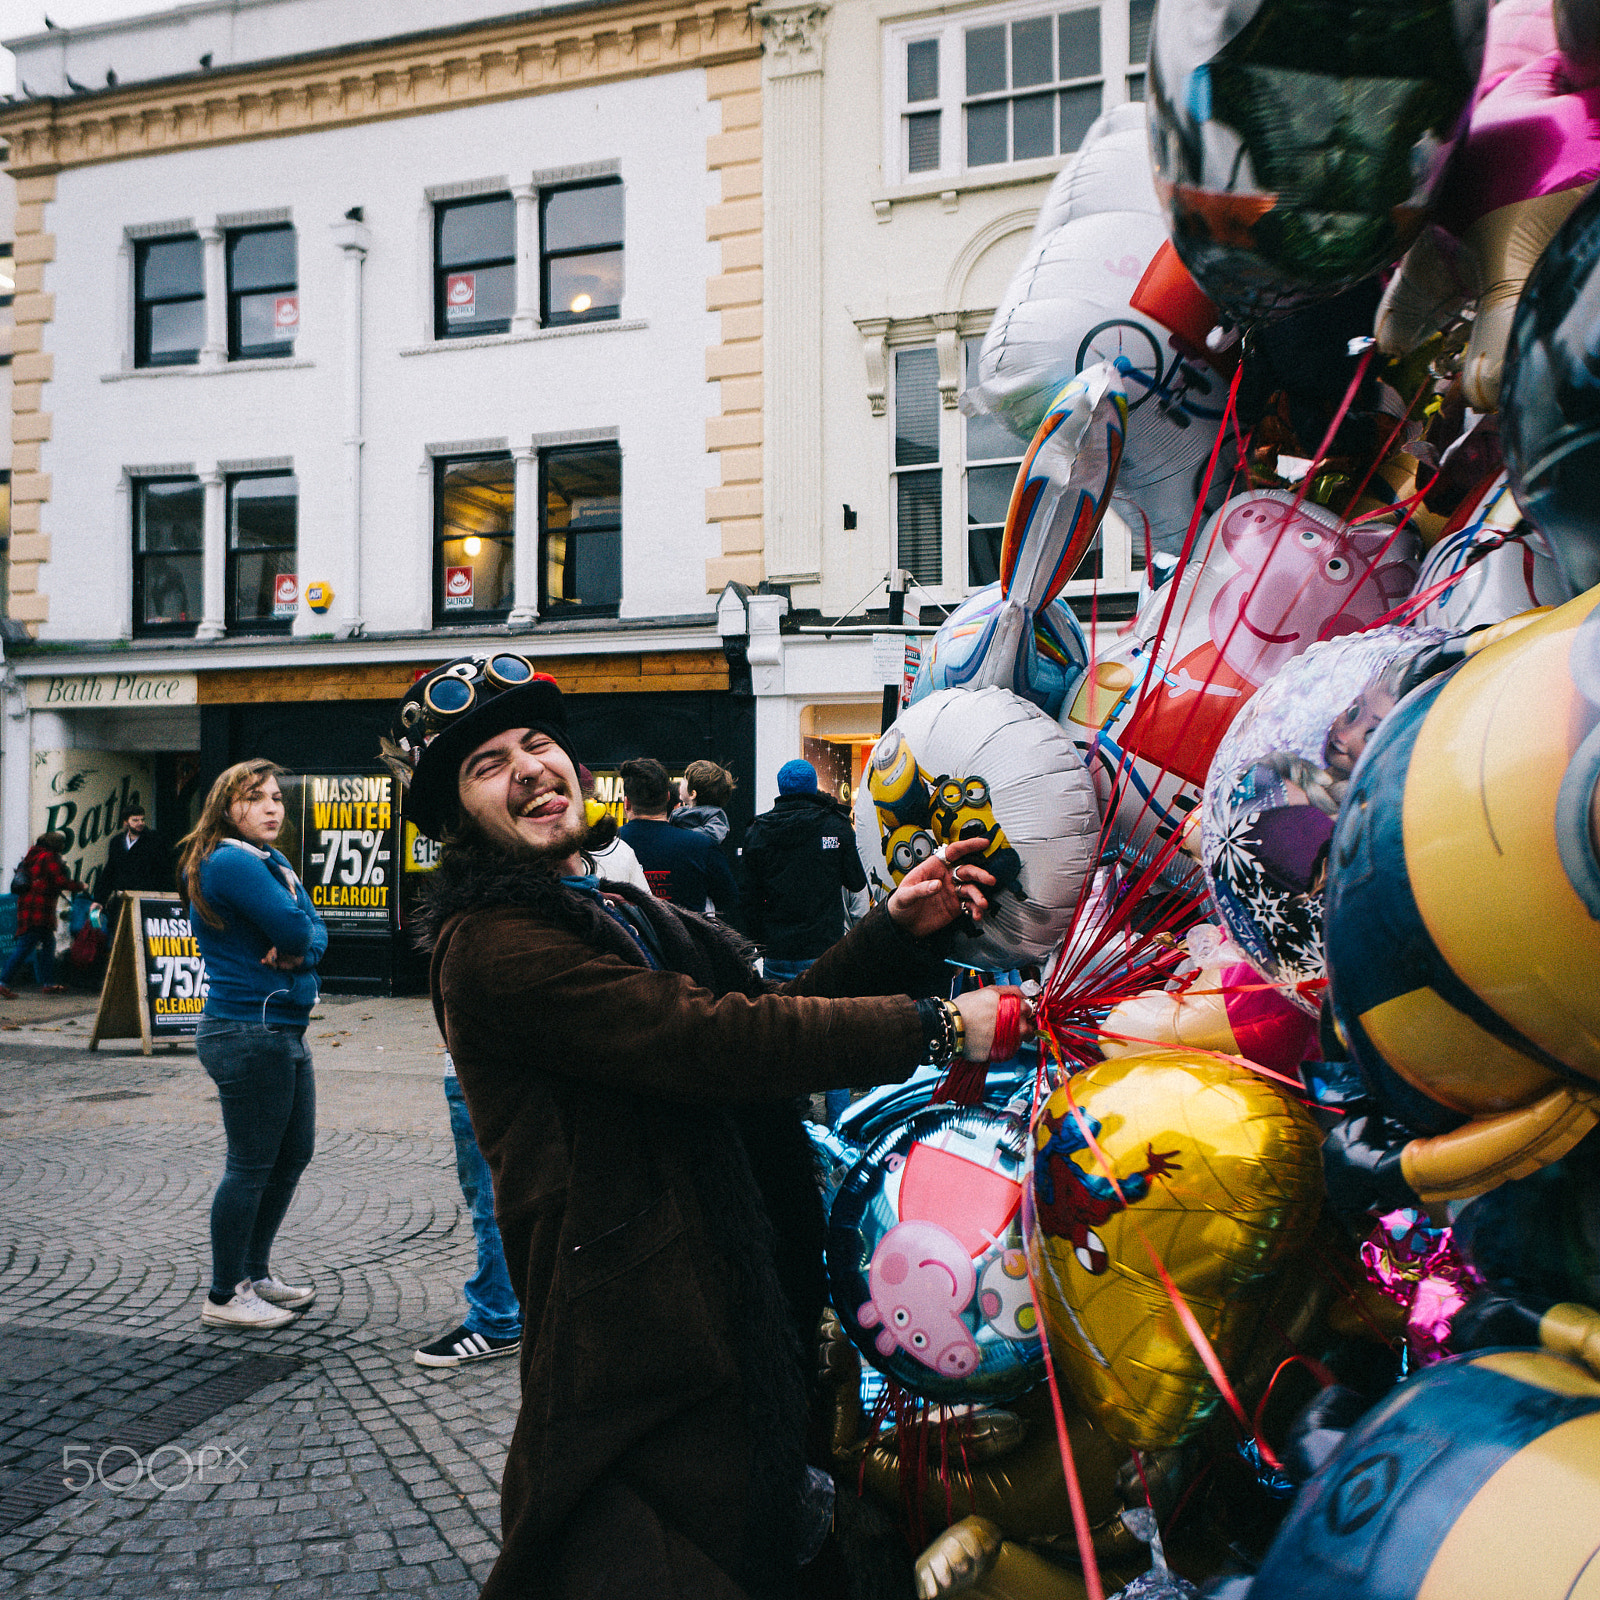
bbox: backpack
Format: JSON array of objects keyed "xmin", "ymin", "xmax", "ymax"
[{"xmin": 9, "ymin": 855, "xmax": 31, "ymax": 896}]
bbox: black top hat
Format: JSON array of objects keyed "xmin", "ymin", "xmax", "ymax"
[{"xmin": 385, "ymin": 654, "xmax": 576, "ymax": 840}]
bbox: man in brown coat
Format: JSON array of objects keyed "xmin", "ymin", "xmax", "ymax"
[{"xmin": 384, "ymin": 654, "xmax": 1028, "ymax": 1600}]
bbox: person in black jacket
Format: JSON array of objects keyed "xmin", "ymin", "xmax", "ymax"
[
  {"xmin": 741, "ymin": 760, "xmax": 871, "ymax": 1123},
  {"xmin": 92, "ymin": 806, "xmax": 174, "ymax": 914}
]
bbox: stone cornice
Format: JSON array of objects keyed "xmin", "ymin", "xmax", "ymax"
[{"xmin": 0, "ymin": 0, "xmax": 759, "ymax": 176}]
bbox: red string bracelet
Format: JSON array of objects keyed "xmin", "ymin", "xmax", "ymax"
[{"xmin": 990, "ymin": 989, "xmax": 1023, "ymax": 1063}]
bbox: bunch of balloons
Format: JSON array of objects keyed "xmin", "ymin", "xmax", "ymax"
[{"xmin": 822, "ymin": 4, "xmax": 1600, "ymax": 1591}]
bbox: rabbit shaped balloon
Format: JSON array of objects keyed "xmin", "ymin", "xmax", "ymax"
[{"xmin": 857, "ymin": 364, "xmax": 1121, "ymax": 969}]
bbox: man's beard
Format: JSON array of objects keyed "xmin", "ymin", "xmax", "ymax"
[
  {"xmin": 505, "ymin": 811, "xmax": 589, "ymax": 867},
  {"xmin": 449, "ymin": 789, "xmax": 589, "ymax": 868}
]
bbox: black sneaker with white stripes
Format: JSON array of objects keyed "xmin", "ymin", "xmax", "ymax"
[{"xmin": 414, "ymin": 1324, "xmax": 521, "ymax": 1368}]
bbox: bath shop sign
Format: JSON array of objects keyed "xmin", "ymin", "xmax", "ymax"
[{"xmin": 25, "ymin": 673, "xmax": 197, "ymax": 709}]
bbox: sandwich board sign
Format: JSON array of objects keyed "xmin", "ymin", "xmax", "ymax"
[{"xmin": 89, "ymin": 893, "xmax": 208, "ymax": 1054}]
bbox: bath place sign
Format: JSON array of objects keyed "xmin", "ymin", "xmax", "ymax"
[{"xmin": 25, "ymin": 672, "xmax": 197, "ymax": 710}]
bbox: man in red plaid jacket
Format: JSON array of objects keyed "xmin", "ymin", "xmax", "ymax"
[{"xmin": 1, "ymin": 832, "xmax": 87, "ymax": 997}]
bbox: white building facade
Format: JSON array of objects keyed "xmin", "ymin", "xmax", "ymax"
[
  {"xmin": 748, "ymin": 0, "xmax": 1149, "ymax": 812},
  {"xmin": 0, "ymin": 0, "xmax": 768, "ymax": 986}
]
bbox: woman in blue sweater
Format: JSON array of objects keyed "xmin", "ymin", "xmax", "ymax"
[{"xmin": 178, "ymin": 758, "xmax": 327, "ymax": 1331}]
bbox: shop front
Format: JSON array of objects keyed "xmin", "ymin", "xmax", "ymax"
[
  {"xmin": 10, "ymin": 642, "xmax": 750, "ymax": 994},
  {"xmin": 17, "ymin": 669, "xmax": 204, "ymax": 901}
]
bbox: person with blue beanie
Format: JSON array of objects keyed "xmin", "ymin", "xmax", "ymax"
[{"xmin": 177, "ymin": 758, "xmax": 327, "ymax": 1331}]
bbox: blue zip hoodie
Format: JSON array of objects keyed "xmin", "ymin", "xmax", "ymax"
[{"xmin": 194, "ymin": 840, "xmax": 328, "ymax": 1026}]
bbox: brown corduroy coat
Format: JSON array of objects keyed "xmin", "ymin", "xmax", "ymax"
[{"xmin": 422, "ymin": 849, "xmax": 943, "ymax": 1599}]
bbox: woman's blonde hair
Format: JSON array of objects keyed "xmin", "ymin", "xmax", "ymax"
[{"xmin": 177, "ymin": 759, "xmax": 286, "ymax": 930}]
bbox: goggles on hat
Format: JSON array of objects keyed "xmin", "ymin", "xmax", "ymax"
[{"xmin": 397, "ymin": 653, "xmax": 542, "ymax": 744}]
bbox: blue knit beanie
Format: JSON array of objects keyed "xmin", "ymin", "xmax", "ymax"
[{"xmin": 777, "ymin": 759, "xmax": 819, "ymax": 795}]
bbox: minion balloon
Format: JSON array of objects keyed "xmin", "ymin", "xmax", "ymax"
[
  {"xmin": 1323, "ymin": 588, "xmax": 1600, "ymax": 1207},
  {"xmin": 855, "ymin": 687, "xmax": 1101, "ymax": 972},
  {"xmin": 1217, "ymin": 1350, "xmax": 1600, "ymax": 1600}
]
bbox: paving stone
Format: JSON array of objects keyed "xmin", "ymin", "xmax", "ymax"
[{"xmin": 0, "ymin": 999, "xmax": 516, "ymax": 1596}]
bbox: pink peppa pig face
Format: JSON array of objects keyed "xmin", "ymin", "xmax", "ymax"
[
  {"xmin": 856, "ymin": 1219, "xmax": 980, "ymax": 1378},
  {"xmin": 1206, "ymin": 494, "xmax": 1415, "ymax": 685}
]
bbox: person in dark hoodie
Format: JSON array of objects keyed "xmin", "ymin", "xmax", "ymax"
[
  {"xmin": 92, "ymin": 804, "xmax": 174, "ymax": 915},
  {"xmin": 741, "ymin": 760, "xmax": 871, "ymax": 1124},
  {"xmin": 671, "ymin": 759, "xmax": 736, "ymax": 844},
  {"xmin": 740, "ymin": 759, "xmax": 868, "ymax": 979},
  {"xmin": 383, "ymin": 653, "xmax": 1029, "ymax": 1600}
]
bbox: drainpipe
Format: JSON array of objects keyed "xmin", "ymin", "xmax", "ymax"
[{"xmin": 332, "ymin": 210, "xmax": 370, "ymax": 639}]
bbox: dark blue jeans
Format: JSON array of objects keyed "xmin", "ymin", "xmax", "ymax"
[
  {"xmin": 765, "ymin": 955, "xmax": 851, "ymax": 1127},
  {"xmin": 1, "ymin": 927, "xmax": 54, "ymax": 988},
  {"xmin": 445, "ymin": 1073, "xmax": 521, "ymax": 1339},
  {"xmin": 196, "ymin": 1017, "xmax": 316, "ymax": 1299}
]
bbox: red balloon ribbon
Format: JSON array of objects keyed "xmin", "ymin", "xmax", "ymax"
[{"xmin": 990, "ymin": 989, "xmax": 1023, "ymax": 1064}]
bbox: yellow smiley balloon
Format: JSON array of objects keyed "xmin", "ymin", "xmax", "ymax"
[{"xmin": 1024, "ymin": 1049, "xmax": 1324, "ymax": 1451}]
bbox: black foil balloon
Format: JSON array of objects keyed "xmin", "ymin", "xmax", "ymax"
[
  {"xmin": 1502, "ymin": 180, "xmax": 1600, "ymax": 595},
  {"xmin": 1148, "ymin": 0, "xmax": 1487, "ymax": 327}
]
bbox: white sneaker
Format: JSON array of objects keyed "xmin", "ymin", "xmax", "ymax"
[
  {"xmin": 201, "ymin": 1280, "xmax": 296, "ymax": 1329},
  {"xmin": 252, "ymin": 1275, "xmax": 316, "ymax": 1310}
]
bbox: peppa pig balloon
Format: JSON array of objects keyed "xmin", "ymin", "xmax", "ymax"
[
  {"xmin": 1062, "ymin": 491, "xmax": 1418, "ymax": 880},
  {"xmin": 964, "ymin": 104, "xmax": 1230, "ymax": 554},
  {"xmin": 827, "ymin": 1102, "xmax": 1044, "ymax": 1404}
]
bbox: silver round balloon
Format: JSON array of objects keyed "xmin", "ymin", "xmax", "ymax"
[{"xmin": 854, "ymin": 686, "xmax": 1101, "ymax": 971}]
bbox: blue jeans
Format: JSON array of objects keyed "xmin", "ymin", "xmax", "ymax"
[
  {"xmin": 1, "ymin": 927, "xmax": 54, "ymax": 988},
  {"xmin": 446, "ymin": 1074, "xmax": 522, "ymax": 1339},
  {"xmin": 766, "ymin": 955, "xmax": 852, "ymax": 1128},
  {"xmin": 196, "ymin": 1018, "xmax": 316, "ymax": 1298}
]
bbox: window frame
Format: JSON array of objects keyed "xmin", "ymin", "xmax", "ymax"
[
  {"xmin": 224, "ymin": 468, "xmax": 299, "ymax": 637},
  {"xmin": 432, "ymin": 451, "xmax": 516, "ymax": 626},
  {"xmin": 226, "ymin": 224, "xmax": 298, "ymax": 362},
  {"xmin": 538, "ymin": 442, "xmax": 623, "ymax": 620},
  {"xmin": 890, "ymin": 346, "xmax": 945, "ymax": 591},
  {"xmin": 0, "ymin": 469, "xmax": 10, "ymax": 624},
  {"xmin": 885, "ymin": 334, "xmax": 1141, "ymax": 606},
  {"xmin": 133, "ymin": 234, "xmax": 205, "ymax": 369},
  {"xmin": 433, "ymin": 194, "xmax": 516, "ymax": 341},
  {"xmin": 883, "ymin": 0, "xmax": 1142, "ymax": 185},
  {"xmin": 131, "ymin": 474, "xmax": 205, "ymax": 639},
  {"xmin": 539, "ymin": 178, "xmax": 625, "ymax": 329}
]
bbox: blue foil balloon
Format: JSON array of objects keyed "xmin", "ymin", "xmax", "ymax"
[
  {"xmin": 910, "ymin": 583, "xmax": 1088, "ymax": 719},
  {"xmin": 826, "ymin": 1103, "xmax": 1044, "ymax": 1404}
]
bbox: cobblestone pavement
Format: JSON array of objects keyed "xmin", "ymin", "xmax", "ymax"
[{"xmin": 0, "ymin": 995, "xmax": 519, "ymax": 1596}]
